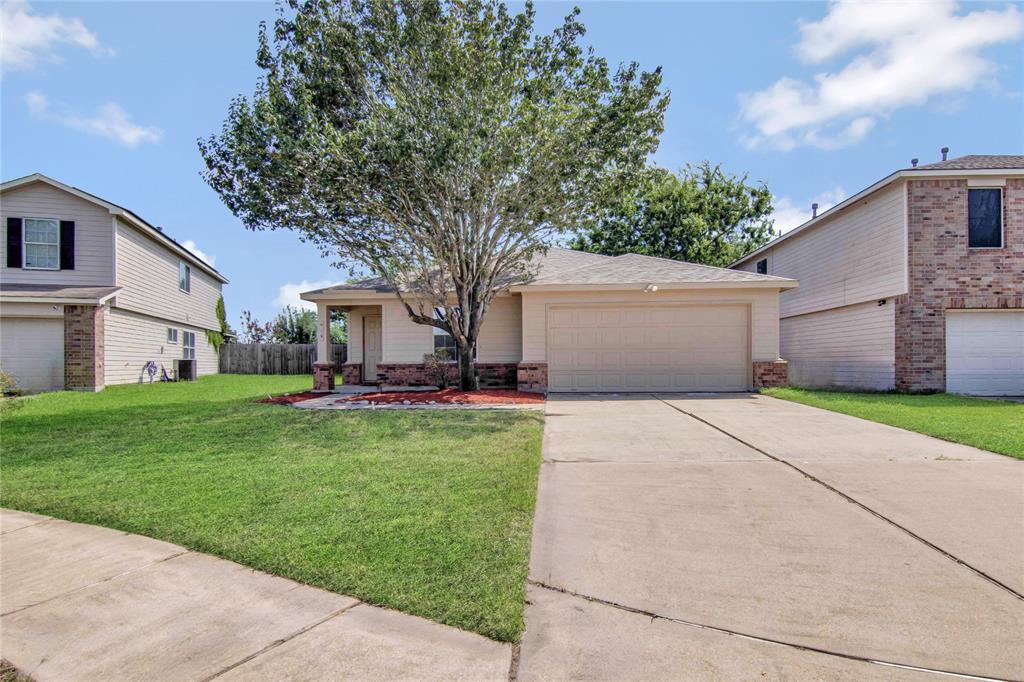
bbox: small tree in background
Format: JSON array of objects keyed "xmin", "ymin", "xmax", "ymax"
[
  {"xmin": 272, "ymin": 305, "xmax": 317, "ymax": 344},
  {"xmin": 570, "ymin": 163, "xmax": 776, "ymax": 267},
  {"xmin": 199, "ymin": 0, "xmax": 668, "ymax": 389},
  {"xmin": 239, "ymin": 310, "xmax": 273, "ymax": 343}
]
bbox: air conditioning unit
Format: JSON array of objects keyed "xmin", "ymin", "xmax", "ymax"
[{"xmin": 174, "ymin": 359, "xmax": 197, "ymax": 382}]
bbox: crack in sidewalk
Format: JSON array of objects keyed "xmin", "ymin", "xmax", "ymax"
[
  {"xmin": 528, "ymin": 579, "xmax": 1013, "ymax": 682},
  {"xmin": 200, "ymin": 601, "xmax": 364, "ymax": 681},
  {"xmin": 650, "ymin": 395, "xmax": 1024, "ymax": 603}
]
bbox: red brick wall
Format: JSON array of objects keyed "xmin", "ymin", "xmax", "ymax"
[
  {"xmin": 376, "ymin": 363, "xmax": 517, "ymax": 388},
  {"xmin": 897, "ymin": 178, "xmax": 1024, "ymax": 392},
  {"xmin": 340, "ymin": 363, "xmax": 363, "ymax": 386},
  {"xmin": 753, "ymin": 360, "xmax": 788, "ymax": 388},
  {"xmin": 516, "ymin": 363, "xmax": 547, "ymax": 393},
  {"xmin": 313, "ymin": 362, "xmax": 335, "ymax": 391},
  {"xmin": 64, "ymin": 304, "xmax": 105, "ymax": 391}
]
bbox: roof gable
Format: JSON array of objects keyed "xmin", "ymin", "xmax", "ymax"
[{"xmin": 0, "ymin": 173, "xmax": 228, "ymax": 283}]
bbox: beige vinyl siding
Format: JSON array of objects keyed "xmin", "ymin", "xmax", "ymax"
[
  {"xmin": 780, "ymin": 301, "xmax": 895, "ymax": 391},
  {"xmin": 114, "ymin": 218, "xmax": 221, "ymax": 331},
  {"xmin": 0, "ymin": 182, "xmax": 114, "ymax": 286},
  {"xmin": 477, "ymin": 294, "xmax": 522, "ymax": 362},
  {"xmin": 381, "ymin": 299, "xmax": 432, "ymax": 362},
  {"xmin": 520, "ymin": 288, "xmax": 780, "ymax": 363},
  {"xmin": 105, "ymin": 307, "xmax": 217, "ymax": 385},
  {"xmin": 746, "ymin": 182, "xmax": 907, "ymax": 318}
]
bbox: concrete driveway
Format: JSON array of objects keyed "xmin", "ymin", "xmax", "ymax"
[{"xmin": 519, "ymin": 393, "xmax": 1024, "ymax": 681}]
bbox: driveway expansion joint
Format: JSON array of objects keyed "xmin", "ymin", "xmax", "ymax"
[
  {"xmin": 651, "ymin": 394, "xmax": 1024, "ymax": 604},
  {"xmin": 527, "ymin": 579, "xmax": 1013, "ymax": 682}
]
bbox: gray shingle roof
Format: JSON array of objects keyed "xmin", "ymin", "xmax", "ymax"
[
  {"xmin": 305, "ymin": 248, "xmax": 789, "ymax": 295},
  {"xmin": 910, "ymin": 155, "xmax": 1024, "ymax": 171},
  {"xmin": 0, "ymin": 283, "xmax": 121, "ymax": 301},
  {"xmin": 527, "ymin": 252, "xmax": 794, "ymax": 286}
]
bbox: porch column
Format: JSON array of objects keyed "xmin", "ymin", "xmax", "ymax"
[{"xmin": 313, "ymin": 302, "xmax": 335, "ymax": 390}]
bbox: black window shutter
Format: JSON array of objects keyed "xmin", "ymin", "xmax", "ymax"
[
  {"xmin": 6, "ymin": 217, "xmax": 22, "ymax": 268},
  {"xmin": 60, "ymin": 221, "xmax": 75, "ymax": 270}
]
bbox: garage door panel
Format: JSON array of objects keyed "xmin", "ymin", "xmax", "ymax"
[
  {"xmin": 946, "ymin": 311, "xmax": 1024, "ymax": 396},
  {"xmin": 547, "ymin": 304, "xmax": 750, "ymax": 393},
  {"xmin": 0, "ymin": 318, "xmax": 64, "ymax": 392}
]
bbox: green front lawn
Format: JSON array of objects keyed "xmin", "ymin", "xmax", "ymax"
[
  {"xmin": 763, "ymin": 388, "xmax": 1024, "ymax": 459},
  {"xmin": 0, "ymin": 375, "xmax": 544, "ymax": 641}
]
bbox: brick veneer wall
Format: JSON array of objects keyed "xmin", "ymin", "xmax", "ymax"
[
  {"xmin": 516, "ymin": 363, "xmax": 547, "ymax": 393},
  {"xmin": 376, "ymin": 362, "xmax": 517, "ymax": 388},
  {"xmin": 897, "ymin": 178, "xmax": 1024, "ymax": 392},
  {"xmin": 64, "ymin": 304, "xmax": 105, "ymax": 391},
  {"xmin": 313, "ymin": 362, "xmax": 335, "ymax": 391},
  {"xmin": 752, "ymin": 359, "xmax": 788, "ymax": 388},
  {"xmin": 340, "ymin": 363, "xmax": 363, "ymax": 386}
]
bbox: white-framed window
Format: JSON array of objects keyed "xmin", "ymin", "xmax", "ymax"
[
  {"xmin": 182, "ymin": 331, "xmax": 196, "ymax": 359},
  {"xmin": 23, "ymin": 218, "xmax": 60, "ymax": 270},
  {"xmin": 179, "ymin": 261, "xmax": 191, "ymax": 293},
  {"xmin": 968, "ymin": 188, "xmax": 1003, "ymax": 248},
  {"xmin": 167, "ymin": 328, "xmax": 178, "ymax": 343}
]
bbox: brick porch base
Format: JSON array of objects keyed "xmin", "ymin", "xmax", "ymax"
[
  {"xmin": 752, "ymin": 359, "xmax": 788, "ymax": 389},
  {"xmin": 313, "ymin": 362, "xmax": 335, "ymax": 391}
]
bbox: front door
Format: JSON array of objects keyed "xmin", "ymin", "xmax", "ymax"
[{"xmin": 363, "ymin": 316, "xmax": 382, "ymax": 382}]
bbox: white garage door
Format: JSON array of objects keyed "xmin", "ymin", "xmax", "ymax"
[
  {"xmin": 0, "ymin": 318, "xmax": 64, "ymax": 393},
  {"xmin": 547, "ymin": 304, "xmax": 749, "ymax": 392},
  {"xmin": 946, "ymin": 311, "xmax": 1024, "ymax": 396}
]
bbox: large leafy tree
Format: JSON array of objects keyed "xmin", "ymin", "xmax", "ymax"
[
  {"xmin": 569, "ymin": 163, "xmax": 776, "ymax": 267},
  {"xmin": 199, "ymin": 0, "xmax": 668, "ymax": 389}
]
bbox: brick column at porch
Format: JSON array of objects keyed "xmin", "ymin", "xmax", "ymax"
[
  {"xmin": 64, "ymin": 304, "xmax": 105, "ymax": 391},
  {"xmin": 341, "ymin": 363, "xmax": 363, "ymax": 386},
  {"xmin": 517, "ymin": 363, "xmax": 547, "ymax": 393},
  {"xmin": 752, "ymin": 359, "xmax": 788, "ymax": 388},
  {"xmin": 313, "ymin": 363, "xmax": 335, "ymax": 391}
]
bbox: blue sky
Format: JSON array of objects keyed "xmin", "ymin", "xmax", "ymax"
[{"xmin": 2, "ymin": 1, "xmax": 1022, "ymax": 325}]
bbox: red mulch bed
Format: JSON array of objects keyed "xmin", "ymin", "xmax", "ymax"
[
  {"xmin": 337, "ymin": 388, "xmax": 544, "ymax": 405},
  {"xmin": 256, "ymin": 391, "xmax": 326, "ymax": 405}
]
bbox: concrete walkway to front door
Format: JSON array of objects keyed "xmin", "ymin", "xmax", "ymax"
[
  {"xmin": 518, "ymin": 393, "xmax": 1024, "ymax": 681},
  {"xmin": 0, "ymin": 509, "xmax": 509, "ymax": 681}
]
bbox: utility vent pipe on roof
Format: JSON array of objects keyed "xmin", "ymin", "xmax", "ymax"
[
  {"xmin": 941, "ymin": 147, "xmax": 949, "ymax": 161},
  {"xmin": 911, "ymin": 158, "xmax": 919, "ymax": 168},
  {"xmin": 811, "ymin": 202, "xmax": 819, "ymax": 218}
]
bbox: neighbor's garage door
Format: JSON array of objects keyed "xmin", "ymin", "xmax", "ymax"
[
  {"xmin": 0, "ymin": 318, "xmax": 64, "ymax": 393},
  {"xmin": 946, "ymin": 311, "xmax": 1024, "ymax": 396},
  {"xmin": 547, "ymin": 304, "xmax": 749, "ymax": 392}
]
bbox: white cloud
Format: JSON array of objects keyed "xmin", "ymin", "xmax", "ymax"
[
  {"xmin": 0, "ymin": 0, "xmax": 112, "ymax": 73},
  {"xmin": 771, "ymin": 186, "xmax": 848, "ymax": 234},
  {"xmin": 273, "ymin": 280, "xmax": 342, "ymax": 312},
  {"xmin": 25, "ymin": 91, "xmax": 163, "ymax": 147},
  {"xmin": 740, "ymin": 0, "xmax": 1023, "ymax": 150},
  {"xmin": 181, "ymin": 240, "xmax": 215, "ymax": 267}
]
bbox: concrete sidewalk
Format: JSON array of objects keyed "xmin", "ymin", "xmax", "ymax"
[{"xmin": 0, "ymin": 509, "xmax": 510, "ymax": 682}]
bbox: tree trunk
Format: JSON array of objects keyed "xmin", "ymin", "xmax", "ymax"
[{"xmin": 458, "ymin": 339, "xmax": 478, "ymax": 391}]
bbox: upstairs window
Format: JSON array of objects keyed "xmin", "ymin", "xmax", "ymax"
[
  {"xmin": 182, "ymin": 331, "xmax": 196, "ymax": 359},
  {"xmin": 756, "ymin": 258, "xmax": 768, "ymax": 275},
  {"xmin": 968, "ymin": 188, "xmax": 1002, "ymax": 248},
  {"xmin": 179, "ymin": 261, "xmax": 191, "ymax": 292},
  {"xmin": 23, "ymin": 218, "xmax": 59, "ymax": 270}
]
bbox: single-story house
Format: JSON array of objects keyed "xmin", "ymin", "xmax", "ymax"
[{"xmin": 301, "ymin": 248, "xmax": 797, "ymax": 393}]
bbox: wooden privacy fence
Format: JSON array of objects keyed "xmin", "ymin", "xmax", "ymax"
[{"xmin": 219, "ymin": 343, "xmax": 347, "ymax": 375}]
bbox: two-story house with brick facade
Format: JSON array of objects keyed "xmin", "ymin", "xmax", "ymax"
[
  {"xmin": 731, "ymin": 154, "xmax": 1022, "ymax": 396},
  {"xmin": 0, "ymin": 173, "xmax": 228, "ymax": 392}
]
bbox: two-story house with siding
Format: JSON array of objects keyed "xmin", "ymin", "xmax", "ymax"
[
  {"xmin": 0, "ymin": 173, "xmax": 228, "ymax": 392},
  {"xmin": 731, "ymin": 154, "xmax": 1023, "ymax": 396}
]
